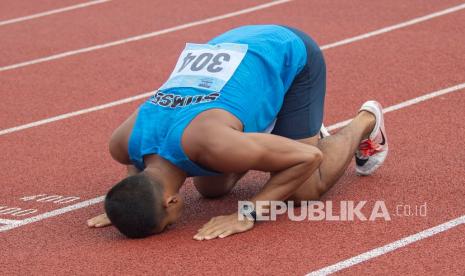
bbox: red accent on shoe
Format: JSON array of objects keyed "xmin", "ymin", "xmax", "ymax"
[{"xmin": 358, "ymin": 139, "xmax": 382, "ymax": 156}]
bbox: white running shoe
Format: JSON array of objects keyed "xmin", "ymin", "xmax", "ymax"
[{"xmin": 355, "ymin": 101, "xmax": 388, "ymax": 176}]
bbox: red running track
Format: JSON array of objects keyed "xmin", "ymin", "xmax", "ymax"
[
  {"xmin": 1, "ymin": 0, "xmax": 464, "ymax": 128},
  {"xmin": 0, "ymin": 0, "xmax": 86, "ymax": 21},
  {"xmin": 340, "ymin": 226, "xmax": 465, "ymax": 275},
  {"xmin": 0, "ymin": 0, "xmax": 270, "ymax": 65},
  {"xmin": 0, "ymin": 0, "xmax": 464, "ymax": 275},
  {"xmin": 1, "ymin": 90, "xmax": 464, "ymax": 275}
]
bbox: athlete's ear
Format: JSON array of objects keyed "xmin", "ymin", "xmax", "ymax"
[
  {"xmin": 164, "ymin": 195, "xmax": 180, "ymax": 207},
  {"xmin": 163, "ymin": 194, "xmax": 184, "ymax": 223}
]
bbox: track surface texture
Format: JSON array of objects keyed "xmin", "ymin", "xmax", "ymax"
[{"xmin": 1, "ymin": 0, "xmax": 464, "ymax": 275}]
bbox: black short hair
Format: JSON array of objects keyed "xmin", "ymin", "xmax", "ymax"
[{"xmin": 104, "ymin": 173, "xmax": 166, "ymax": 238}]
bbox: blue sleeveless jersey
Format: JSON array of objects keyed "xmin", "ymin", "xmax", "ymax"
[{"xmin": 129, "ymin": 25, "xmax": 307, "ymax": 176}]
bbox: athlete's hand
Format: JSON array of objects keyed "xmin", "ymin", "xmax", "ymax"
[
  {"xmin": 87, "ymin": 213, "xmax": 112, "ymax": 228},
  {"xmin": 193, "ymin": 212, "xmax": 254, "ymax": 240}
]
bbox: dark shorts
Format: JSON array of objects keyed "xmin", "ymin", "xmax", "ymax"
[{"xmin": 271, "ymin": 26, "xmax": 326, "ymax": 140}]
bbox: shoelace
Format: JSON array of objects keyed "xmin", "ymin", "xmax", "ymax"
[{"xmin": 358, "ymin": 139, "xmax": 381, "ymax": 156}]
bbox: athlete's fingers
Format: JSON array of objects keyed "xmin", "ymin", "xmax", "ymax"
[
  {"xmin": 197, "ymin": 220, "xmax": 214, "ymax": 232},
  {"xmin": 193, "ymin": 233, "xmax": 202, "ymax": 240},
  {"xmin": 197, "ymin": 223, "xmax": 225, "ymax": 237},
  {"xmin": 194, "ymin": 228, "xmax": 221, "ymax": 240},
  {"xmin": 87, "ymin": 218, "xmax": 99, "ymax": 227},
  {"xmin": 195, "ymin": 213, "xmax": 251, "ymax": 240},
  {"xmin": 196, "ymin": 221, "xmax": 230, "ymax": 239},
  {"xmin": 194, "ymin": 225, "xmax": 212, "ymax": 239},
  {"xmin": 87, "ymin": 213, "xmax": 110, "ymax": 227},
  {"xmin": 198, "ymin": 221, "xmax": 218, "ymax": 233},
  {"xmin": 95, "ymin": 222, "xmax": 111, "ymax": 228},
  {"xmin": 218, "ymin": 230, "xmax": 234, "ymax": 238},
  {"xmin": 197, "ymin": 216, "xmax": 225, "ymax": 232},
  {"xmin": 204, "ymin": 229, "xmax": 228, "ymax": 240},
  {"xmin": 195, "ymin": 225, "xmax": 226, "ymax": 240}
]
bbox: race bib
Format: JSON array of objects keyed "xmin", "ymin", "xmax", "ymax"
[{"xmin": 159, "ymin": 43, "xmax": 248, "ymax": 92}]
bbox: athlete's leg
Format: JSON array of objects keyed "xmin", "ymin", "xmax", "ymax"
[
  {"xmin": 193, "ymin": 172, "xmax": 247, "ymax": 198},
  {"xmin": 288, "ymin": 111, "xmax": 375, "ymax": 201},
  {"xmin": 271, "ymin": 27, "xmax": 380, "ymax": 201}
]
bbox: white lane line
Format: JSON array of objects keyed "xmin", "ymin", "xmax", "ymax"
[
  {"xmin": 321, "ymin": 2, "xmax": 465, "ymax": 50},
  {"xmin": 3, "ymin": 2, "xmax": 465, "ymax": 137},
  {"xmin": 327, "ymin": 82, "xmax": 465, "ymax": 131},
  {"xmin": 0, "ymin": 0, "xmax": 110, "ymax": 27},
  {"xmin": 2, "ymin": 1, "xmax": 465, "ymax": 72},
  {"xmin": 0, "ymin": 0, "xmax": 292, "ymax": 72},
  {"xmin": 0, "ymin": 91, "xmax": 155, "ymax": 135},
  {"xmin": 306, "ymin": 215, "xmax": 465, "ymax": 275},
  {"xmin": 0, "ymin": 218, "xmax": 23, "ymax": 225},
  {"xmin": 2, "ymin": 81, "xmax": 464, "ymax": 137},
  {"xmin": 0, "ymin": 196, "xmax": 104, "ymax": 232},
  {"xmin": 1, "ymin": 82, "xmax": 464, "ymax": 233}
]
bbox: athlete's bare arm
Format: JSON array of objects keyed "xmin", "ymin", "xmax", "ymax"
[{"xmin": 185, "ymin": 110, "xmax": 323, "ymax": 240}]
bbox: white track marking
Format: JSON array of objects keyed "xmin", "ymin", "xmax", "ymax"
[
  {"xmin": 0, "ymin": 218, "xmax": 23, "ymax": 225},
  {"xmin": 0, "ymin": 0, "xmax": 463, "ymax": 239},
  {"xmin": 0, "ymin": 0, "xmax": 292, "ymax": 72},
  {"xmin": 0, "ymin": 196, "xmax": 104, "ymax": 232},
  {"xmin": 0, "ymin": 83, "xmax": 464, "ymax": 233},
  {"xmin": 327, "ymin": 83, "xmax": 465, "ymax": 131},
  {"xmin": 0, "ymin": 91, "xmax": 154, "ymax": 135},
  {"xmin": 0, "ymin": 0, "xmax": 110, "ymax": 27},
  {"xmin": 2, "ymin": 1, "xmax": 465, "ymax": 72},
  {"xmin": 0, "ymin": 4, "xmax": 462, "ymax": 272},
  {"xmin": 306, "ymin": 215, "xmax": 465, "ymax": 275},
  {"xmin": 320, "ymin": 2, "xmax": 465, "ymax": 50},
  {"xmin": 2, "ymin": 1, "xmax": 465, "ymax": 136},
  {"xmin": 2, "ymin": 81, "xmax": 464, "ymax": 136}
]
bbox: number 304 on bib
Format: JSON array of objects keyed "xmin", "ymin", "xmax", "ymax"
[{"xmin": 160, "ymin": 43, "xmax": 248, "ymax": 92}]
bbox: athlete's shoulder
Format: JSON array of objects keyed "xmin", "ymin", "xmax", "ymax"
[{"xmin": 209, "ymin": 24, "xmax": 298, "ymax": 44}]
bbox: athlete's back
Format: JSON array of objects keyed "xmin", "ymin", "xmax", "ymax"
[{"xmin": 129, "ymin": 25, "xmax": 308, "ymax": 175}]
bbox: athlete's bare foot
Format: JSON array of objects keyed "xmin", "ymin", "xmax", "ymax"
[{"xmin": 87, "ymin": 213, "xmax": 111, "ymax": 228}]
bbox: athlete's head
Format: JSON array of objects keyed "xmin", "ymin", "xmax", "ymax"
[{"xmin": 104, "ymin": 173, "xmax": 183, "ymax": 238}]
